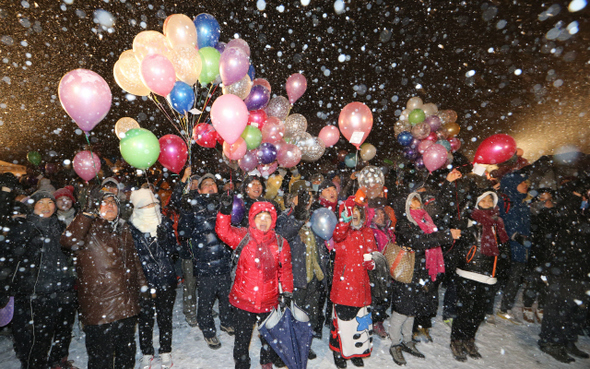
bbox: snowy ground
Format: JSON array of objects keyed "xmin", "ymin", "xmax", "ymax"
[{"xmin": 1, "ymin": 286, "xmax": 588, "ymax": 369}]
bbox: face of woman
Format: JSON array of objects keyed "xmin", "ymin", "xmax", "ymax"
[
  {"xmin": 254, "ymin": 211, "xmax": 272, "ymax": 232},
  {"xmin": 410, "ymin": 197, "xmax": 422, "ymax": 210},
  {"xmin": 352, "ymin": 207, "xmax": 362, "ymax": 227},
  {"xmin": 246, "ymin": 180, "xmax": 263, "ymax": 199},
  {"xmin": 373, "ymin": 209, "xmax": 386, "ymax": 227},
  {"xmin": 34, "ymin": 198, "xmax": 56, "ymax": 218},
  {"xmin": 478, "ymin": 194, "xmax": 494, "ymax": 210},
  {"xmin": 56, "ymin": 197, "xmax": 72, "ymax": 211}
]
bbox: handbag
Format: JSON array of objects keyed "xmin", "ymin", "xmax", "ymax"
[{"xmin": 382, "ymin": 242, "xmax": 415, "ymax": 283}]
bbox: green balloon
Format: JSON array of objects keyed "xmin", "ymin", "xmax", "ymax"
[
  {"xmin": 198, "ymin": 47, "xmax": 221, "ymax": 85},
  {"xmin": 240, "ymin": 125, "xmax": 262, "ymax": 150},
  {"xmin": 119, "ymin": 128, "xmax": 161, "ymax": 170},
  {"xmin": 408, "ymin": 109, "xmax": 426, "ymax": 125},
  {"xmin": 344, "ymin": 153, "xmax": 357, "ymax": 168},
  {"xmin": 27, "ymin": 151, "xmax": 41, "ymax": 166}
]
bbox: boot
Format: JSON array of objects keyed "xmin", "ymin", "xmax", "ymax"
[
  {"xmin": 350, "ymin": 357, "xmax": 364, "ymax": 367},
  {"xmin": 539, "ymin": 342, "xmax": 575, "ymax": 363},
  {"xmin": 401, "ymin": 341, "xmax": 425, "ymax": 358},
  {"xmin": 273, "ymin": 356, "xmax": 286, "ymax": 368},
  {"xmin": 522, "ymin": 307, "xmax": 535, "ymax": 323},
  {"xmin": 308, "ymin": 348, "xmax": 317, "ymax": 360},
  {"xmin": 450, "ymin": 340, "xmax": 467, "ymax": 362},
  {"xmin": 412, "ymin": 327, "xmax": 433, "ymax": 343},
  {"xmin": 566, "ymin": 342, "xmax": 589, "ymax": 359},
  {"xmin": 463, "ymin": 339, "xmax": 482, "ymax": 359},
  {"xmin": 141, "ymin": 354, "xmax": 154, "ymax": 369},
  {"xmin": 160, "ymin": 353, "xmax": 172, "ymax": 369},
  {"xmin": 389, "ymin": 344, "xmax": 406, "ymax": 366},
  {"xmin": 535, "ymin": 308, "xmax": 544, "ymax": 324},
  {"xmin": 374, "ymin": 321, "xmax": 388, "ymax": 338},
  {"xmin": 333, "ymin": 351, "xmax": 347, "ymax": 368},
  {"xmin": 496, "ymin": 310, "xmax": 521, "ymax": 325}
]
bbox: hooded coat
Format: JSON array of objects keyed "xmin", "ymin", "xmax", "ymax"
[
  {"xmin": 215, "ymin": 201, "xmax": 293, "ymax": 314},
  {"xmin": 499, "ymin": 171, "xmax": 531, "ymax": 263}
]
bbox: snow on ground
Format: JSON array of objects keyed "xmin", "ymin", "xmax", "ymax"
[{"xmin": 1, "ymin": 286, "xmax": 588, "ymax": 369}]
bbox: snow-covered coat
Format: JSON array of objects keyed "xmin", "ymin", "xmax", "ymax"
[{"xmin": 215, "ymin": 201, "xmax": 293, "ymax": 314}]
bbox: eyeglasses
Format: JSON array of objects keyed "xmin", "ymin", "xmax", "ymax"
[{"xmin": 101, "ymin": 199, "xmax": 118, "ymax": 207}]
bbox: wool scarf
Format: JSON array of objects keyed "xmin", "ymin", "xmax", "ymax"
[
  {"xmin": 410, "ymin": 208, "xmax": 445, "ymax": 281},
  {"xmin": 299, "ymin": 226, "xmax": 325, "ymax": 283},
  {"xmin": 470, "ymin": 207, "xmax": 509, "ymax": 257}
]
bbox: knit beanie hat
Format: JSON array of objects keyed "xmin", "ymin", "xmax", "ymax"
[
  {"xmin": 317, "ymin": 179, "xmax": 336, "ymax": 194},
  {"xmin": 29, "ymin": 189, "xmax": 55, "ymax": 205},
  {"xmin": 54, "ymin": 185, "xmax": 76, "ymax": 203},
  {"xmin": 37, "ymin": 178, "xmax": 56, "ymax": 194},
  {"xmin": 197, "ymin": 173, "xmax": 216, "ymax": 189},
  {"xmin": 130, "ymin": 188, "xmax": 159, "ymax": 209}
]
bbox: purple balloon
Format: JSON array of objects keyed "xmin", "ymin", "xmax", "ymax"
[
  {"xmin": 238, "ymin": 150, "xmax": 258, "ymax": 171},
  {"xmin": 231, "ymin": 195, "xmax": 246, "ymax": 225},
  {"xmin": 244, "ymin": 85, "xmax": 270, "ymax": 111},
  {"xmin": 214, "ymin": 41, "xmax": 226, "ymax": 54},
  {"xmin": 415, "ymin": 156, "xmax": 425, "ymax": 169},
  {"xmin": 410, "ymin": 138, "xmax": 421, "ymax": 149},
  {"xmin": 403, "ymin": 147, "xmax": 419, "ymax": 160},
  {"xmin": 256, "ymin": 142, "xmax": 277, "ymax": 164},
  {"xmin": 0, "ymin": 296, "xmax": 13, "ymax": 327},
  {"xmin": 425, "ymin": 115, "xmax": 442, "ymax": 132},
  {"xmin": 219, "ymin": 46, "xmax": 250, "ymax": 86}
]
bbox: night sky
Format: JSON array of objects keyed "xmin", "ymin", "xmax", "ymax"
[{"xmin": 1, "ymin": 0, "xmax": 589, "ymax": 171}]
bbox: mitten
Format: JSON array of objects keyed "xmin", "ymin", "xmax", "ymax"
[
  {"xmin": 340, "ymin": 209, "xmax": 353, "ymax": 223},
  {"xmin": 362, "ymin": 260, "xmax": 376, "ymax": 270},
  {"xmin": 293, "ymin": 192, "xmax": 310, "ymax": 221}
]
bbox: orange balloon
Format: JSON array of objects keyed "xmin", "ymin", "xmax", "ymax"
[
  {"xmin": 443, "ymin": 122, "xmax": 461, "ymax": 138},
  {"xmin": 163, "ymin": 14, "xmax": 197, "ymax": 48}
]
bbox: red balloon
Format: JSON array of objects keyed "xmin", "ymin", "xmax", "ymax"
[
  {"xmin": 423, "ymin": 131, "xmax": 438, "ymax": 142},
  {"xmin": 473, "ymin": 134, "xmax": 517, "ymax": 164},
  {"xmin": 193, "ymin": 123, "xmax": 218, "ymax": 148},
  {"xmin": 158, "ymin": 134, "xmax": 188, "ymax": 174},
  {"xmin": 248, "ymin": 109, "xmax": 267, "ymax": 130}
]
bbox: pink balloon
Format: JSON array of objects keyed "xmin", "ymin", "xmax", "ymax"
[
  {"xmin": 211, "ymin": 94, "xmax": 249, "ymax": 144},
  {"xmin": 286, "ymin": 73, "xmax": 307, "ymax": 104},
  {"xmin": 219, "ymin": 46, "xmax": 250, "ymax": 86},
  {"xmin": 261, "ymin": 119, "xmax": 285, "ymax": 143},
  {"xmin": 238, "ymin": 150, "xmax": 258, "ymax": 171},
  {"xmin": 73, "ymin": 151, "xmax": 101, "ymax": 182},
  {"xmin": 338, "ymin": 102, "xmax": 373, "ymax": 149},
  {"xmin": 223, "ymin": 137, "xmax": 247, "ymax": 160},
  {"xmin": 258, "ymin": 161, "xmax": 278, "ymax": 177},
  {"xmin": 417, "ymin": 140, "xmax": 434, "ymax": 154},
  {"xmin": 422, "ymin": 144, "xmax": 448, "ymax": 173},
  {"xmin": 276, "ymin": 143, "xmax": 302, "ymax": 168},
  {"xmin": 226, "ymin": 38, "xmax": 250, "ymax": 57},
  {"xmin": 318, "ymin": 125, "xmax": 340, "ymax": 147},
  {"xmin": 158, "ymin": 134, "xmax": 188, "ymax": 174},
  {"xmin": 252, "ymin": 78, "xmax": 271, "ymax": 94},
  {"xmin": 140, "ymin": 54, "xmax": 176, "ymax": 96},
  {"xmin": 58, "ymin": 69, "xmax": 112, "ymax": 132},
  {"xmin": 449, "ymin": 137, "xmax": 462, "ymax": 153}
]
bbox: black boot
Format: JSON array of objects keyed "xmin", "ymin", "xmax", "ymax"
[
  {"xmin": 308, "ymin": 348, "xmax": 317, "ymax": 360},
  {"xmin": 540, "ymin": 343, "xmax": 575, "ymax": 363},
  {"xmin": 463, "ymin": 339, "xmax": 482, "ymax": 359},
  {"xmin": 350, "ymin": 357, "xmax": 364, "ymax": 367},
  {"xmin": 333, "ymin": 352, "xmax": 347, "ymax": 368},
  {"xmin": 401, "ymin": 341, "xmax": 425, "ymax": 358},
  {"xmin": 450, "ymin": 340, "xmax": 467, "ymax": 362},
  {"xmin": 389, "ymin": 345, "xmax": 406, "ymax": 366},
  {"xmin": 566, "ymin": 342, "xmax": 589, "ymax": 359}
]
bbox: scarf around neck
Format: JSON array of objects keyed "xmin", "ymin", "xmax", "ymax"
[
  {"xmin": 130, "ymin": 205, "xmax": 162, "ymax": 237},
  {"xmin": 470, "ymin": 207, "xmax": 509, "ymax": 256},
  {"xmin": 319, "ymin": 197, "xmax": 337, "ymax": 212},
  {"xmin": 410, "ymin": 208, "xmax": 445, "ymax": 281}
]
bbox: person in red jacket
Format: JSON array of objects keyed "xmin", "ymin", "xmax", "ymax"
[
  {"xmin": 215, "ymin": 197, "xmax": 294, "ymax": 369},
  {"xmin": 329, "ymin": 197, "xmax": 378, "ymax": 368}
]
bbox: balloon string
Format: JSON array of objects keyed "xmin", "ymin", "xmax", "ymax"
[
  {"xmin": 84, "ymin": 133, "xmax": 100, "ymax": 183},
  {"xmin": 149, "ymin": 94, "xmax": 183, "ymax": 136},
  {"xmin": 196, "ymin": 83, "xmax": 218, "ymax": 126},
  {"xmin": 354, "ymin": 149, "xmax": 359, "ymax": 193}
]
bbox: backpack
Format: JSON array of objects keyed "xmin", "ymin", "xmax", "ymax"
[{"xmin": 230, "ymin": 233, "xmax": 284, "ymax": 282}]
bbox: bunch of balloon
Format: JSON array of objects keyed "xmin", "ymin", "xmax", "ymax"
[{"xmin": 393, "ymin": 96, "xmax": 461, "ymax": 172}]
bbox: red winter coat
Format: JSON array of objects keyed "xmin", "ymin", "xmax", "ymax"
[
  {"xmin": 330, "ymin": 220, "xmax": 377, "ymax": 308},
  {"xmin": 216, "ymin": 201, "xmax": 294, "ymax": 314}
]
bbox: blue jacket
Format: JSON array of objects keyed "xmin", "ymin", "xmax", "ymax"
[
  {"xmin": 499, "ymin": 171, "xmax": 531, "ymax": 263},
  {"xmin": 178, "ymin": 193, "xmax": 232, "ymax": 277}
]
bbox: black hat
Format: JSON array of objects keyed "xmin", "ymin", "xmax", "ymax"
[
  {"xmin": 29, "ymin": 189, "xmax": 55, "ymax": 205},
  {"xmin": 317, "ymin": 179, "xmax": 336, "ymax": 194}
]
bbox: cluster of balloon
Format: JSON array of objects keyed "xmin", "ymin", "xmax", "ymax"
[
  {"xmin": 394, "ymin": 96, "xmax": 461, "ymax": 172},
  {"xmin": 357, "ymin": 165, "xmax": 385, "ymax": 199},
  {"xmin": 27, "ymin": 151, "xmax": 42, "ymax": 166},
  {"xmin": 73, "ymin": 151, "xmax": 101, "ymax": 182},
  {"xmin": 473, "ymin": 134, "xmax": 517, "ymax": 165}
]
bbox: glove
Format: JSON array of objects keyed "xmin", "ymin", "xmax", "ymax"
[
  {"xmin": 293, "ymin": 192, "xmax": 310, "ymax": 221},
  {"xmin": 219, "ymin": 192, "xmax": 234, "ymax": 215},
  {"xmin": 340, "ymin": 209, "xmax": 353, "ymax": 223},
  {"xmin": 362, "ymin": 260, "xmax": 376, "ymax": 271},
  {"xmin": 156, "ymin": 224, "xmax": 167, "ymax": 240},
  {"xmin": 83, "ymin": 185, "xmax": 103, "ymax": 216},
  {"xmin": 280, "ymin": 292, "xmax": 293, "ymax": 309}
]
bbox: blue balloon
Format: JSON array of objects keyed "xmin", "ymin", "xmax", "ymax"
[
  {"xmin": 256, "ymin": 143, "xmax": 277, "ymax": 164},
  {"xmin": 193, "ymin": 13, "xmax": 221, "ymax": 49},
  {"xmin": 311, "ymin": 208, "xmax": 338, "ymax": 240},
  {"xmin": 344, "ymin": 153, "xmax": 357, "ymax": 168},
  {"xmin": 169, "ymin": 81, "xmax": 195, "ymax": 114},
  {"xmin": 247, "ymin": 65, "xmax": 255, "ymax": 80},
  {"xmin": 397, "ymin": 131, "xmax": 413, "ymax": 146},
  {"xmin": 436, "ymin": 139, "xmax": 452, "ymax": 152}
]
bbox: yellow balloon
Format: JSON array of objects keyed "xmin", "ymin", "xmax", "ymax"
[
  {"xmin": 133, "ymin": 30, "xmax": 171, "ymax": 62},
  {"xmin": 163, "ymin": 14, "xmax": 197, "ymax": 48},
  {"xmin": 170, "ymin": 45, "xmax": 202, "ymax": 86},
  {"xmin": 360, "ymin": 143, "xmax": 377, "ymax": 161},
  {"xmin": 222, "ymin": 74, "xmax": 252, "ymax": 100},
  {"xmin": 115, "ymin": 117, "xmax": 140, "ymax": 139},
  {"xmin": 113, "ymin": 55, "xmax": 150, "ymax": 96}
]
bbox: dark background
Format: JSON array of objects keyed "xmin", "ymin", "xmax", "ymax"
[{"xmin": 1, "ymin": 0, "xmax": 589, "ymax": 172}]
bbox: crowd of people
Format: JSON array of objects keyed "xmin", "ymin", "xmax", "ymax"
[{"xmin": 0, "ymin": 154, "xmax": 589, "ymax": 369}]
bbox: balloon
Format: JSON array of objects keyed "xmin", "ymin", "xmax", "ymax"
[
  {"xmin": 119, "ymin": 128, "xmax": 161, "ymax": 170},
  {"xmin": 140, "ymin": 54, "xmax": 176, "ymax": 96},
  {"xmin": 473, "ymin": 134, "xmax": 517, "ymax": 164},
  {"xmin": 318, "ymin": 125, "xmax": 340, "ymax": 147},
  {"xmin": 226, "ymin": 38, "xmax": 251, "ymax": 57},
  {"xmin": 417, "ymin": 139, "xmax": 434, "ymax": 154},
  {"xmin": 214, "ymin": 41, "xmax": 226, "ymax": 54},
  {"xmin": 247, "ymin": 64, "xmax": 255, "ymax": 80},
  {"xmin": 73, "ymin": 151, "xmax": 101, "ymax": 182},
  {"xmin": 301, "ymin": 136, "xmax": 325, "ymax": 162},
  {"xmin": 410, "ymin": 138, "xmax": 421, "ymax": 149},
  {"xmin": 169, "ymin": 81, "xmax": 195, "ymax": 114},
  {"xmin": 403, "ymin": 147, "xmax": 419, "ymax": 161},
  {"xmin": 449, "ymin": 137, "xmax": 462, "ymax": 152},
  {"xmin": 158, "ymin": 134, "xmax": 188, "ymax": 174},
  {"xmin": 193, "ymin": 13, "xmax": 220, "ymax": 49},
  {"xmin": 286, "ymin": 73, "xmax": 307, "ymax": 104},
  {"xmin": 113, "ymin": 51, "xmax": 150, "ymax": 96},
  {"xmin": 276, "ymin": 143, "xmax": 302, "ymax": 168},
  {"xmin": 442, "ymin": 122, "xmax": 461, "ymax": 138},
  {"xmin": 438, "ymin": 109, "xmax": 458, "ymax": 125},
  {"xmin": 360, "ymin": 143, "xmax": 376, "ymax": 161},
  {"xmin": 27, "ymin": 151, "xmax": 41, "ymax": 166},
  {"xmin": 408, "ymin": 109, "xmax": 426, "ymax": 125},
  {"xmin": 311, "ymin": 208, "xmax": 337, "ymax": 240},
  {"xmin": 424, "ymin": 115, "xmax": 442, "ymax": 132},
  {"xmin": 133, "ymin": 31, "xmax": 171, "ymax": 62},
  {"xmin": 193, "ymin": 123, "xmax": 218, "ymax": 148},
  {"xmin": 406, "ymin": 96, "xmax": 423, "ymax": 110},
  {"xmin": 198, "ymin": 47, "xmax": 221, "ymax": 85},
  {"xmin": 422, "ymin": 103, "xmax": 438, "ymax": 116},
  {"xmin": 115, "ymin": 117, "xmax": 140, "ymax": 139},
  {"xmin": 393, "ymin": 120, "xmax": 411, "ymax": 137},
  {"xmin": 338, "ymin": 102, "xmax": 373, "ymax": 149},
  {"xmin": 169, "ymin": 45, "xmax": 202, "ymax": 86},
  {"xmin": 257, "ymin": 142, "xmax": 277, "ymax": 164},
  {"xmin": 244, "ymin": 85, "xmax": 270, "ymax": 111},
  {"xmin": 411, "ymin": 122, "xmax": 431, "ymax": 140},
  {"xmin": 273, "ymin": 139, "xmax": 287, "ymax": 155},
  {"xmin": 424, "ymin": 131, "xmax": 438, "ymax": 142},
  {"xmin": 248, "ymin": 109, "xmax": 267, "ymax": 129},
  {"xmin": 415, "ymin": 156, "xmax": 425, "ymax": 169},
  {"xmin": 422, "ymin": 143, "xmax": 448, "ymax": 172},
  {"xmin": 252, "ymin": 78, "xmax": 271, "ymax": 94},
  {"xmin": 223, "ymin": 137, "xmax": 247, "ymax": 160},
  {"xmin": 222, "ymin": 153, "xmax": 239, "ymax": 171},
  {"xmin": 58, "ymin": 69, "xmax": 112, "ymax": 132},
  {"xmin": 164, "ymin": 14, "xmax": 197, "ymax": 48},
  {"xmin": 265, "ymin": 96, "xmax": 290, "ymax": 120},
  {"xmin": 436, "ymin": 139, "xmax": 452, "ymax": 152},
  {"xmin": 238, "ymin": 150, "xmax": 259, "ymax": 171},
  {"xmin": 240, "ymin": 125, "xmax": 262, "ymax": 150},
  {"xmin": 399, "ymin": 109, "xmax": 410, "ymax": 121},
  {"xmin": 231, "ymin": 195, "xmax": 246, "ymax": 224},
  {"xmin": 222, "ymin": 74, "xmax": 252, "ymax": 100},
  {"xmin": 358, "ymin": 165, "xmax": 385, "ymax": 198},
  {"xmin": 337, "ymin": 150, "xmax": 349, "ymax": 162},
  {"xmin": 284, "ymin": 114, "xmax": 308, "ymax": 138},
  {"xmin": 219, "ymin": 46, "xmax": 250, "ymax": 86},
  {"xmin": 397, "ymin": 131, "xmax": 413, "ymax": 146},
  {"xmin": 210, "ymin": 94, "xmax": 249, "ymax": 144},
  {"xmin": 257, "ymin": 162, "xmax": 278, "ymax": 177},
  {"xmin": 261, "ymin": 118, "xmax": 285, "ymax": 143},
  {"xmin": 344, "ymin": 153, "xmax": 357, "ymax": 168}
]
